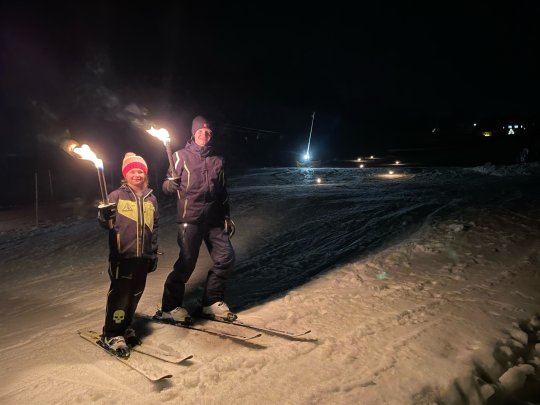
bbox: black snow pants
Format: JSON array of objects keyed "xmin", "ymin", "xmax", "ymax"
[
  {"xmin": 161, "ymin": 222, "xmax": 235, "ymax": 312},
  {"xmin": 103, "ymin": 258, "xmax": 151, "ymax": 337}
]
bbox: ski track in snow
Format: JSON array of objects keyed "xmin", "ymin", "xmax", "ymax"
[{"xmin": 1, "ymin": 165, "xmax": 540, "ymax": 404}]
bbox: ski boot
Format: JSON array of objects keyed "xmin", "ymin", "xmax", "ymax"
[
  {"xmin": 202, "ymin": 301, "xmax": 237, "ymax": 322},
  {"xmin": 154, "ymin": 307, "xmax": 192, "ymax": 325},
  {"xmin": 101, "ymin": 335, "xmax": 130, "ymax": 358}
]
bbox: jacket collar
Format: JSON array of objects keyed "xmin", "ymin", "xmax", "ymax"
[
  {"xmin": 120, "ymin": 183, "xmax": 153, "ymax": 198},
  {"xmin": 186, "ymin": 138, "xmax": 212, "ymax": 157}
]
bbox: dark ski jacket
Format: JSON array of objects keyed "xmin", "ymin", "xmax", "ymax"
[
  {"xmin": 99, "ymin": 184, "xmax": 159, "ymax": 261},
  {"xmin": 163, "ymin": 139, "xmax": 230, "ymax": 226}
]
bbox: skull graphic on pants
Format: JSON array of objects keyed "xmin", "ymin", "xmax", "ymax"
[{"xmin": 112, "ymin": 309, "xmax": 125, "ymax": 324}]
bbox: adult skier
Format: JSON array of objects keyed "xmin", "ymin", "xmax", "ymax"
[{"xmin": 155, "ymin": 115, "xmax": 236, "ymax": 323}]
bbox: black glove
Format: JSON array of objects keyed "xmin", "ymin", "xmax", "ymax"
[
  {"xmin": 165, "ymin": 177, "xmax": 180, "ymax": 192},
  {"xmin": 148, "ymin": 257, "xmax": 158, "ymax": 273},
  {"xmin": 224, "ymin": 217, "xmax": 236, "ymax": 238},
  {"xmin": 98, "ymin": 203, "xmax": 117, "ymax": 221}
]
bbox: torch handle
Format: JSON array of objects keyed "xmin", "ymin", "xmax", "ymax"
[
  {"xmin": 97, "ymin": 168, "xmax": 109, "ymax": 204},
  {"xmin": 165, "ymin": 142, "xmax": 176, "ymax": 177},
  {"xmin": 101, "ymin": 168, "xmax": 109, "ymax": 200},
  {"xmin": 96, "ymin": 169, "xmax": 106, "ymax": 204}
]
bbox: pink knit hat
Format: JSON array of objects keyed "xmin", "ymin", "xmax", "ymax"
[{"xmin": 122, "ymin": 152, "xmax": 148, "ymax": 177}]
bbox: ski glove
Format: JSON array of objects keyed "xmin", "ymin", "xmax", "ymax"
[
  {"xmin": 148, "ymin": 257, "xmax": 158, "ymax": 273},
  {"xmin": 224, "ymin": 217, "xmax": 236, "ymax": 238},
  {"xmin": 98, "ymin": 203, "xmax": 117, "ymax": 221},
  {"xmin": 164, "ymin": 177, "xmax": 180, "ymax": 193}
]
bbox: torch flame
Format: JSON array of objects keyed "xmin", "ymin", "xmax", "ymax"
[
  {"xmin": 146, "ymin": 126, "xmax": 171, "ymax": 144},
  {"xmin": 73, "ymin": 144, "xmax": 104, "ymax": 169}
]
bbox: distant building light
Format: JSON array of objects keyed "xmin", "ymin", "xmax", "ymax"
[
  {"xmin": 483, "ymin": 132, "xmax": 492, "ymax": 137},
  {"xmin": 514, "ymin": 125, "xmax": 518, "ymax": 129},
  {"xmin": 395, "ymin": 160, "xmax": 400, "ymax": 164},
  {"xmin": 389, "ymin": 170, "xmax": 394, "ymax": 174},
  {"xmin": 370, "ymin": 155, "xmax": 374, "ymax": 159},
  {"xmin": 508, "ymin": 128, "xmax": 515, "ymax": 135},
  {"xmin": 359, "ymin": 164, "xmax": 364, "ymax": 168}
]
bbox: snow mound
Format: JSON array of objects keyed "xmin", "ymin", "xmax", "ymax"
[{"xmin": 468, "ymin": 162, "xmax": 540, "ymax": 176}]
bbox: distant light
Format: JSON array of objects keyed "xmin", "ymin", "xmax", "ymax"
[
  {"xmin": 508, "ymin": 128, "xmax": 515, "ymax": 135},
  {"xmin": 389, "ymin": 170, "xmax": 394, "ymax": 174},
  {"xmin": 357, "ymin": 157, "xmax": 362, "ymax": 162},
  {"xmin": 316, "ymin": 177, "xmax": 322, "ymax": 184},
  {"xmin": 303, "ymin": 152, "xmax": 310, "ymax": 161},
  {"xmin": 370, "ymin": 155, "xmax": 374, "ymax": 159},
  {"xmin": 473, "ymin": 123, "xmax": 477, "ymax": 127},
  {"xmin": 514, "ymin": 125, "xmax": 518, "ymax": 129},
  {"xmin": 432, "ymin": 128, "xmax": 437, "ymax": 133},
  {"xmin": 483, "ymin": 132, "xmax": 492, "ymax": 137},
  {"xmin": 359, "ymin": 164, "xmax": 364, "ymax": 168},
  {"xmin": 395, "ymin": 160, "xmax": 400, "ymax": 165}
]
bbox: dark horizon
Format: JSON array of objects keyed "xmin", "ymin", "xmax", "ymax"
[{"xmin": 1, "ymin": 2, "xmax": 539, "ymax": 205}]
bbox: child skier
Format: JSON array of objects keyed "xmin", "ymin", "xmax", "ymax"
[{"xmin": 97, "ymin": 152, "xmax": 159, "ymax": 357}]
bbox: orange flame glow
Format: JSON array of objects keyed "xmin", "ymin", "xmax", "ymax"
[
  {"xmin": 146, "ymin": 126, "xmax": 171, "ymax": 144},
  {"xmin": 73, "ymin": 144, "xmax": 104, "ymax": 169}
]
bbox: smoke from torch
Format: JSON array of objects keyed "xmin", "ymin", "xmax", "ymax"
[{"xmin": 146, "ymin": 126, "xmax": 177, "ymax": 179}]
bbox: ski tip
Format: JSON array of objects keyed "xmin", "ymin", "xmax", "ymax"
[
  {"xmin": 247, "ymin": 333, "xmax": 263, "ymax": 340},
  {"xmin": 152, "ymin": 374, "xmax": 173, "ymax": 381}
]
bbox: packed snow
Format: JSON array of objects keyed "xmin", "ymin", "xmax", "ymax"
[{"xmin": 1, "ymin": 164, "xmax": 540, "ymax": 404}]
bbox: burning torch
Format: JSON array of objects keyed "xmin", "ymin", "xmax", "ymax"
[
  {"xmin": 62, "ymin": 139, "xmax": 115, "ymax": 213},
  {"xmin": 146, "ymin": 126, "xmax": 178, "ymax": 180}
]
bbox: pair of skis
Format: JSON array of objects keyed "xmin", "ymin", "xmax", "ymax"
[
  {"xmin": 137, "ymin": 313, "xmax": 263, "ymax": 342},
  {"xmin": 79, "ymin": 330, "xmax": 192, "ymax": 381},
  {"xmin": 139, "ymin": 312, "xmax": 313, "ymax": 341},
  {"xmin": 194, "ymin": 314, "xmax": 313, "ymax": 340},
  {"xmin": 79, "ymin": 316, "xmax": 313, "ymax": 382}
]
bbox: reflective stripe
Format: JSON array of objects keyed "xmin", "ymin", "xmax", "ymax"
[
  {"xmin": 182, "ymin": 162, "xmax": 191, "ymax": 218},
  {"xmin": 184, "ymin": 162, "xmax": 190, "ymax": 191}
]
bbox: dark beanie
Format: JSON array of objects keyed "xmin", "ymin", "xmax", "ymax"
[{"xmin": 191, "ymin": 115, "xmax": 212, "ymax": 135}]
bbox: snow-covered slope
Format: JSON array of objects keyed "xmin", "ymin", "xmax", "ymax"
[{"xmin": 1, "ymin": 165, "xmax": 539, "ymax": 404}]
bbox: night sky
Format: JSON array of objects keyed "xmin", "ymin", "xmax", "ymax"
[{"xmin": 1, "ymin": 2, "xmax": 539, "ymax": 203}]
